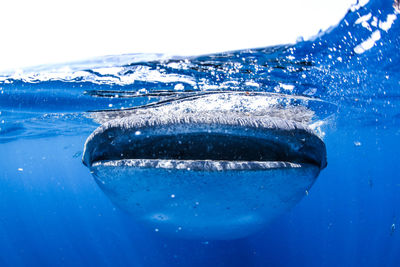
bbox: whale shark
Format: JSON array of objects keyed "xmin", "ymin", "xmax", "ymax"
[{"xmin": 82, "ymin": 91, "xmax": 328, "ymax": 239}]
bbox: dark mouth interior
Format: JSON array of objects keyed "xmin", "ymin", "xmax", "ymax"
[{"xmin": 91, "ymin": 133, "xmax": 319, "ymax": 166}]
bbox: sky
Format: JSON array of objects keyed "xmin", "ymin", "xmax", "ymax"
[{"xmin": 0, "ymin": 0, "xmax": 356, "ymax": 72}]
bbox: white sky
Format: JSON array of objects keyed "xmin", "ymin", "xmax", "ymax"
[{"xmin": 0, "ymin": 0, "xmax": 355, "ymax": 72}]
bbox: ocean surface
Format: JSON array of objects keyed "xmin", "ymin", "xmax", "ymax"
[{"xmin": 1, "ymin": 0, "xmax": 400, "ymax": 266}]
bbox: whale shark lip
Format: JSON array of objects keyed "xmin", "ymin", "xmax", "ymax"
[
  {"xmin": 82, "ymin": 114, "xmax": 327, "ymax": 171},
  {"xmin": 92, "ymin": 159, "xmax": 307, "ymax": 172}
]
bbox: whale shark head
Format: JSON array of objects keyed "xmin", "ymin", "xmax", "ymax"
[{"xmin": 82, "ymin": 92, "xmax": 329, "ymax": 239}]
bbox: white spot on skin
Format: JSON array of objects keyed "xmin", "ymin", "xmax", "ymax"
[
  {"xmin": 135, "ymin": 131, "xmax": 141, "ymax": 136},
  {"xmin": 18, "ymin": 168, "xmax": 23, "ymax": 171},
  {"xmin": 171, "ymin": 194, "xmax": 175, "ymax": 198}
]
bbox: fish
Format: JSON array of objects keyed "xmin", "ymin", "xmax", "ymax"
[{"xmin": 82, "ymin": 91, "xmax": 328, "ymax": 239}]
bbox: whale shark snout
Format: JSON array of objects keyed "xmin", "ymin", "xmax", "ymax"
[{"xmin": 82, "ymin": 92, "xmax": 328, "ymax": 239}]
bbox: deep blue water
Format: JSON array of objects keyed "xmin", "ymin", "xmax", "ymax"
[{"xmin": 1, "ymin": 0, "xmax": 400, "ymax": 266}]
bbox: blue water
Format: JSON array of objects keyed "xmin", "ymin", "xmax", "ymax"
[{"xmin": 1, "ymin": 0, "xmax": 400, "ymax": 266}]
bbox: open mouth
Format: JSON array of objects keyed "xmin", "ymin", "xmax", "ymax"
[{"xmin": 82, "ymin": 114, "xmax": 327, "ymax": 172}]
